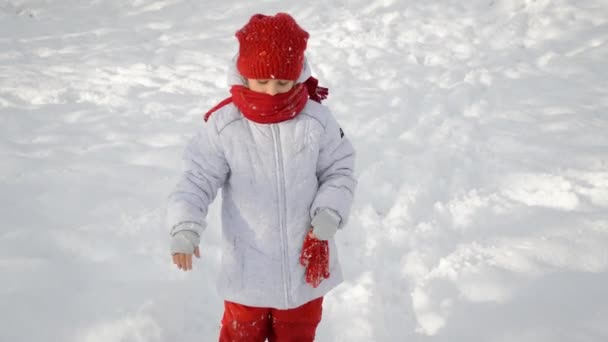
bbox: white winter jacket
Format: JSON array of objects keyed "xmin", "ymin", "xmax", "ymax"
[{"xmin": 167, "ymin": 57, "xmax": 356, "ymax": 309}]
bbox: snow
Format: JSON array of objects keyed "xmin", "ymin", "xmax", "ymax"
[{"xmin": 1, "ymin": 0, "xmax": 608, "ymax": 341}]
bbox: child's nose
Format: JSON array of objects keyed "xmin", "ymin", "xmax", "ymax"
[{"xmin": 266, "ymin": 84, "xmax": 280, "ymax": 96}]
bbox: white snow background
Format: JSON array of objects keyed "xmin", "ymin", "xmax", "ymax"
[{"xmin": 1, "ymin": 0, "xmax": 608, "ymax": 341}]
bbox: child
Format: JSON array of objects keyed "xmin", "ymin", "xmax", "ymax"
[{"xmin": 167, "ymin": 13, "xmax": 356, "ymax": 341}]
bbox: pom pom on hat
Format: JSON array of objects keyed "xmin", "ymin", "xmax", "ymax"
[{"xmin": 235, "ymin": 13, "xmax": 309, "ymax": 80}]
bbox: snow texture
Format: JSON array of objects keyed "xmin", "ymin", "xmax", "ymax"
[{"xmin": 1, "ymin": 0, "xmax": 608, "ymax": 341}]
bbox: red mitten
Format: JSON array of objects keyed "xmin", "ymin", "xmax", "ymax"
[{"xmin": 300, "ymin": 230, "xmax": 330, "ymax": 288}]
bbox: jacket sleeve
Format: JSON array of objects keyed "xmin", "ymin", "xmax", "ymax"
[
  {"xmin": 166, "ymin": 120, "xmax": 229, "ymax": 238},
  {"xmin": 310, "ymin": 112, "xmax": 357, "ymax": 228}
]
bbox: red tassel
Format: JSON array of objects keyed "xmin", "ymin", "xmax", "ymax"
[
  {"xmin": 203, "ymin": 97, "xmax": 233, "ymax": 122},
  {"xmin": 304, "ymin": 77, "xmax": 329, "ymax": 103},
  {"xmin": 300, "ymin": 230, "xmax": 330, "ymax": 288}
]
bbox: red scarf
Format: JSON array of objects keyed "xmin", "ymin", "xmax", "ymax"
[{"xmin": 204, "ymin": 77, "xmax": 328, "ymax": 123}]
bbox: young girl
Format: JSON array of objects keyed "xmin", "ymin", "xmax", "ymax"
[{"xmin": 167, "ymin": 13, "xmax": 356, "ymax": 341}]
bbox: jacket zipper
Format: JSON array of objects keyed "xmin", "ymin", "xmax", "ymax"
[{"xmin": 271, "ymin": 124, "xmax": 292, "ymax": 308}]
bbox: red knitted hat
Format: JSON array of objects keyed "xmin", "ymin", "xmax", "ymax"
[{"xmin": 235, "ymin": 13, "xmax": 309, "ymax": 80}]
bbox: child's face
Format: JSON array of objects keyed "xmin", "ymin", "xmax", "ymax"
[{"xmin": 247, "ymin": 79, "xmax": 295, "ymax": 95}]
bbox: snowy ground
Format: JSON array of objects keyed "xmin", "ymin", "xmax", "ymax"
[{"xmin": 2, "ymin": 0, "xmax": 608, "ymax": 341}]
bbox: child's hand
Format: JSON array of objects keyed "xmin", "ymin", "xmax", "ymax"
[
  {"xmin": 170, "ymin": 230, "xmax": 201, "ymax": 271},
  {"xmin": 300, "ymin": 231, "xmax": 330, "ymax": 288},
  {"xmin": 172, "ymin": 247, "xmax": 200, "ymax": 271}
]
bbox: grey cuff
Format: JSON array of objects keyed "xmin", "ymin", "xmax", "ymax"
[
  {"xmin": 170, "ymin": 230, "xmax": 200, "ymax": 255},
  {"xmin": 311, "ymin": 208, "xmax": 341, "ymax": 241}
]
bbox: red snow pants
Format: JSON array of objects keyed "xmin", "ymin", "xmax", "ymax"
[{"xmin": 219, "ymin": 297, "xmax": 323, "ymax": 342}]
